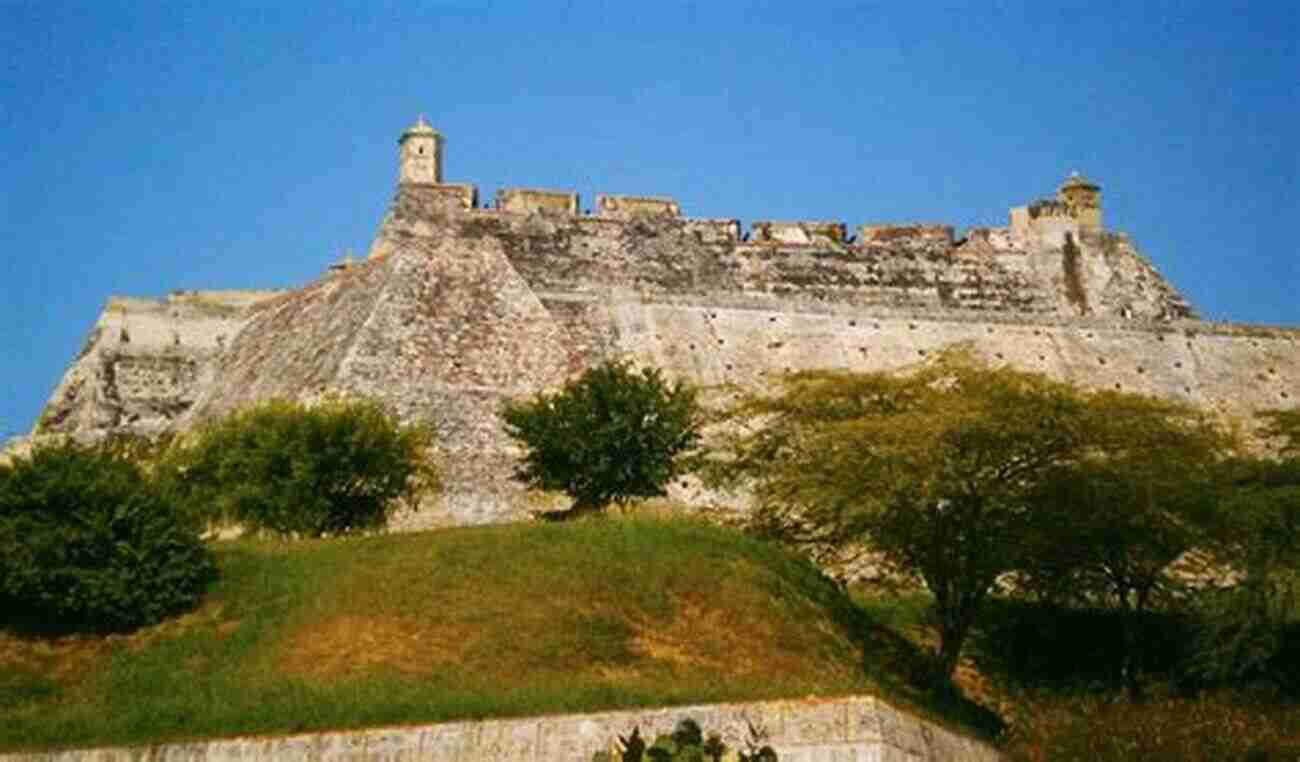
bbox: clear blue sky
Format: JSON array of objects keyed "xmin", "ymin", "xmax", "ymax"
[{"xmin": 2, "ymin": 1, "xmax": 1297, "ymax": 438}]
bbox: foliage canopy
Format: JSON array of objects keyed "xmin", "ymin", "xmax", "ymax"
[
  {"xmin": 158, "ymin": 397, "xmax": 437, "ymax": 537},
  {"xmin": 0, "ymin": 440, "xmax": 215, "ymax": 633},
  {"xmin": 708, "ymin": 349, "xmax": 1230, "ymax": 684},
  {"xmin": 501, "ymin": 361, "xmax": 702, "ymax": 515}
]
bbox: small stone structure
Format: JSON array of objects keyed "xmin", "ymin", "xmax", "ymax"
[
  {"xmin": 596, "ymin": 194, "xmax": 682, "ymax": 219},
  {"xmin": 496, "ymin": 187, "xmax": 581, "ymax": 215},
  {"xmin": 0, "ymin": 695, "xmax": 1003, "ymax": 762}
]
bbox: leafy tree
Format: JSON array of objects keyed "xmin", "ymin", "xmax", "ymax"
[
  {"xmin": 158, "ymin": 397, "xmax": 437, "ymax": 537},
  {"xmin": 0, "ymin": 440, "xmax": 215, "ymax": 633},
  {"xmin": 1020, "ymin": 391, "xmax": 1228, "ymax": 696},
  {"xmin": 707, "ymin": 351, "xmax": 1099, "ymax": 683},
  {"xmin": 1188, "ymin": 439, "xmax": 1300, "ymax": 690},
  {"xmin": 501, "ymin": 361, "xmax": 702, "ymax": 517}
]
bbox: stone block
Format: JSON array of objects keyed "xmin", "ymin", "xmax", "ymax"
[
  {"xmin": 683, "ymin": 218, "xmax": 742, "ymax": 243},
  {"xmin": 751, "ymin": 221, "xmax": 847, "ymax": 245},
  {"xmin": 495, "ymin": 188, "xmax": 579, "ymax": 215},
  {"xmin": 596, "ymin": 194, "xmax": 681, "ymax": 219},
  {"xmin": 856, "ymin": 224, "xmax": 953, "ymax": 246}
]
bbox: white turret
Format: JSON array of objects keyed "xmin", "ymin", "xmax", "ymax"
[{"xmin": 398, "ymin": 115, "xmax": 443, "ymax": 185}]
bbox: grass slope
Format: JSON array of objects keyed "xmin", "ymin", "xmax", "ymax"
[{"xmin": 1, "ymin": 518, "xmax": 880, "ymax": 752}]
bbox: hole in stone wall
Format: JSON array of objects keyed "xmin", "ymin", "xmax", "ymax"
[
  {"xmin": 769, "ymin": 316, "xmax": 778, "ymax": 323},
  {"xmin": 995, "ymin": 352, "xmax": 1004, "ymax": 359},
  {"xmin": 1137, "ymin": 366, "xmax": 1145, "ymax": 374},
  {"xmin": 1174, "ymin": 361, "xmax": 1183, "ymax": 369},
  {"xmin": 725, "ymin": 363, "xmax": 733, "ymax": 371},
  {"xmin": 1282, "ymin": 391, "xmax": 1291, "ymax": 400},
  {"xmin": 1157, "ymin": 335, "xmax": 1165, "ymax": 342},
  {"xmin": 987, "ymin": 327, "xmax": 994, "ymax": 334},
  {"xmin": 909, "ymin": 323, "xmax": 917, "ymax": 330},
  {"xmin": 717, "ymin": 339, "xmax": 725, "ymax": 345},
  {"xmin": 1115, "ymin": 383, "xmax": 1122, "ymax": 390},
  {"xmin": 689, "ymin": 344, "xmax": 696, "ymax": 350},
  {"xmin": 874, "ymin": 322, "xmax": 881, "ymax": 329},
  {"xmin": 1038, "ymin": 355, "xmax": 1046, "ymax": 361},
  {"xmin": 918, "ymin": 349, "xmax": 927, "ymax": 356},
  {"xmin": 848, "ymin": 320, "xmax": 857, "ymax": 327},
  {"xmin": 1098, "ymin": 357, "xmax": 1107, "ymax": 365},
  {"xmin": 858, "ymin": 347, "xmax": 868, "ymax": 354},
  {"xmin": 1033, "ymin": 330, "xmax": 1042, "ymax": 336},
  {"xmin": 1184, "ymin": 386, "xmax": 1192, "ymax": 394}
]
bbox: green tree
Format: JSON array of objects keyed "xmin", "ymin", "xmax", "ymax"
[
  {"xmin": 0, "ymin": 440, "xmax": 215, "ymax": 633},
  {"xmin": 1020, "ymin": 391, "xmax": 1228, "ymax": 696},
  {"xmin": 501, "ymin": 361, "xmax": 702, "ymax": 517},
  {"xmin": 708, "ymin": 351, "xmax": 1098, "ymax": 683},
  {"xmin": 1188, "ymin": 425, "xmax": 1300, "ymax": 690},
  {"xmin": 158, "ymin": 397, "xmax": 437, "ymax": 537}
]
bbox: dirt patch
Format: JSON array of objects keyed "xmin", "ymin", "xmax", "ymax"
[{"xmin": 279, "ymin": 614, "xmax": 470, "ymax": 682}]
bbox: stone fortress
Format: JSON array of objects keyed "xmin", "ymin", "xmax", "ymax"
[{"xmin": 33, "ymin": 117, "xmax": 1299, "ymax": 527}]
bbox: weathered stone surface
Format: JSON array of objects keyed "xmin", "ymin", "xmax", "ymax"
[
  {"xmin": 0, "ymin": 696, "xmax": 1002, "ymax": 762},
  {"xmin": 29, "ymin": 132, "xmax": 1299, "ymax": 528}
]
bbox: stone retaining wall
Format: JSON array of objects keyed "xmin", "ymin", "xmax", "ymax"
[{"xmin": 0, "ymin": 695, "xmax": 1002, "ymax": 762}]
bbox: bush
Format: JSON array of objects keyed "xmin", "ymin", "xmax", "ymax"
[
  {"xmin": 596, "ymin": 718, "xmax": 775, "ymax": 762},
  {"xmin": 0, "ymin": 441, "xmax": 215, "ymax": 633},
  {"xmin": 501, "ymin": 361, "xmax": 701, "ymax": 516},
  {"xmin": 159, "ymin": 397, "xmax": 437, "ymax": 537}
]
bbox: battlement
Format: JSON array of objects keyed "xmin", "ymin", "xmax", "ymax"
[
  {"xmin": 858, "ymin": 224, "xmax": 955, "ymax": 247},
  {"xmin": 390, "ymin": 120, "xmax": 1116, "ymax": 261},
  {"xmin": 596, "ymin": 194, "xmax": 681, "ymax": 219},
  {"xmin": 750, "ymin": 221, "xmax": 847, "ymax": 245},
  {"xmin": 495, "ymin": 188, "xmax": 580, "ymax": 215}
]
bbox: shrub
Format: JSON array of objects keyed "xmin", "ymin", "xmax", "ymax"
[
  {"xmin": 159, "ymin": 397, "xmax": 437, "ymax": 537},
  {"xmin": 0, "ymin": 440, "xmax": 215, "ymax": 633},
  {"xmin": 501, "ymin": 361, "xmax": 701, "ymax": 517},
  {"xmin": 596, "ymin": 719, "xmax": 775, "ymax": 762}
]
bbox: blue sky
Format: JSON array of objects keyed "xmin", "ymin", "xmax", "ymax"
[{"xmin": 2, "ymin": 1, "xmax": 1297, "ymax": 438}]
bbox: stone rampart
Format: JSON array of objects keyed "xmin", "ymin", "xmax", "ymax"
[
  {"xmin": 35, "ymin": 290, "xmax": 281, "ymax": 437},
  {"xmin": 0, "ymin": 695, "xmax": 1002, "ymax": 762}
]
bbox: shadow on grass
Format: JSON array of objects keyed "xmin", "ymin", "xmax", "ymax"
[{"xmin": 845, "ymin": 594, "xmax": 1006, "ymax": 741}]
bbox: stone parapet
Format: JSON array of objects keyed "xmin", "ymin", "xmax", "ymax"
[
  {"xmin": 596, "ymin": 194, "xmax": 682, "ymax": 219},
  {"xmin": 858, "ymin": 224, "xmax": 955, "ymax": 247},
  {"xmin": 683, "ymin": 218, "xmax": 742, "ymax": 243},
  {"xmin": 0, "ymin": 695, "xmax": 1002, "ymax": 762},
  {"xmin": 496, "ymin": 188, "xmax": 580, "ymax": 215},
  {"xmin": 750, "ymin": 221, "xmax": 848, "ymax": 245}
]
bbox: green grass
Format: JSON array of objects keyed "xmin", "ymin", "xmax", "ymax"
[{"xmin": 1, "ymin": 517, "xmax": 897, "ymax": 752}]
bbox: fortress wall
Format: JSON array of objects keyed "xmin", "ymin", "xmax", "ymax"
[
  {"xmin": 0, "ymin": 695, "xmax": 1002, "ymax": 762},
  {"xmin": 35, "ymin": 291, "xmax": 278, "ymax": 436},
  {"xmin": 607, "ymin": 300, "xmax": 1299, "ymax": 420}
]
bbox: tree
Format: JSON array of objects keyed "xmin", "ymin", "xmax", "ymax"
[
  {"xmin": 157, "ymin": 397, "xmax": 437, "ymax": 537},
  {"xmin": 501, "ymin": 361, "xmax": 702, "ymax": 517},
  {"xmin": 0, "ymin": 440, "xmax": 215, "ymax": 633},
  {"xmin": 707, "ymin": 351, "xmax": 1099, "ymax": 683},
  {"xmin": 1020, "ymin": 391, "xmax": 1228, "ymax": 696},
  {"xmin": 1188, "ymin": 417, "xmax": 1300, "ymax": 690}
]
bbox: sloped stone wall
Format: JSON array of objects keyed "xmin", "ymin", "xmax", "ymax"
[{"xmin": 0, "ymin": 695, "xmax": 1002, "ymax": 762}]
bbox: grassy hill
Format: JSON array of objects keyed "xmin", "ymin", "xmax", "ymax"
[{"xmin": 0, "ymin": 517, "xmax": 943, "ymax": 752}]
